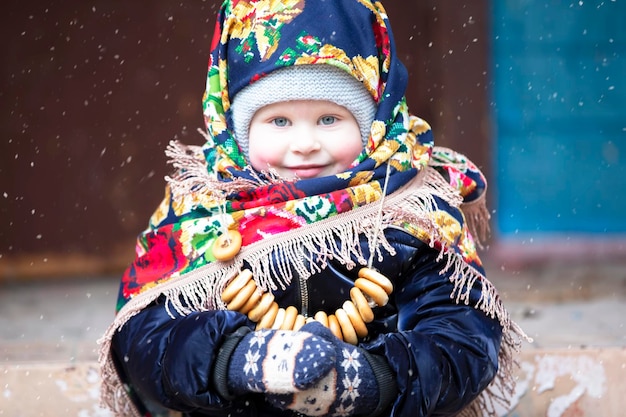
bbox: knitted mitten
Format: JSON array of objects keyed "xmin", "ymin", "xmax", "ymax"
[
  {"xmin": 266, "ymin": 321, "xmax": 381, "ymax": 417},
  {"xmin": 225, "ymin": 327, "xmax": 336, "ymax": 396}
]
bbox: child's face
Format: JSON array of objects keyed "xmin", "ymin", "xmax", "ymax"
[{"xmin": 247, "ymin": 100, "xmax": 363, "ymax": 179}]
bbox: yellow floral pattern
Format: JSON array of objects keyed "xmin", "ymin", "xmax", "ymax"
[
  {"xmin": 348, "ymin": 182, "xmax": 383, "ymax": 205},
  {"xmin": 226, "ymin": 0, "xmax": 305, "ymax": 61},
  {"xmin": 352, "ymin": 55, "xmax": 381, "ymax": 100}
]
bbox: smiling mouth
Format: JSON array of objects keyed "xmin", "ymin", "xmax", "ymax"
[
  {"xmin": 290, "ymin": 164, "xmax": 324, "ymax": 170},
  {"xmin": 289, "ymin": 165, "xmax": 327, "ymax": 178}
]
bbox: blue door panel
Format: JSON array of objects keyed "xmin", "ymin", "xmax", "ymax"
[{"xmin": 491, "ymin": 1, "xmax": 626, "ymax": 236}]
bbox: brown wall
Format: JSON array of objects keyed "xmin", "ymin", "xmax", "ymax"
[{"xmin": 1, "ymin": 1, "xmax": 491, "ymax": 279}]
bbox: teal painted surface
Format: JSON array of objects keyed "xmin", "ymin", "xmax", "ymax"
[{"xmin": 491, "ymin": 1, "xmax": 626, "ymax": 236}]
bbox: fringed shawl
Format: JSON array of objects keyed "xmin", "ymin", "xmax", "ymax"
[{"xmin": 99, "ymin": 1, "xmax": 526, "ymax": 416}]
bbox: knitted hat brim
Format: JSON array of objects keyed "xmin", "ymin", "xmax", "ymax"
[{"xmin": 231, "ymin": 65, "xmax": 377, "ymax": 159}]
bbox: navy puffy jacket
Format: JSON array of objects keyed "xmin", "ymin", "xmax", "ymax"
[{"xmin": 112, "ymin": 227, "xmax": 502, "ymax": 416}]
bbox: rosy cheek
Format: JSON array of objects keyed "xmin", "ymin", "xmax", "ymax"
[
  {"xmin": 248, "ymin": 153, "xmax": 266, "ymax": 171},
  {"xmin": 249, "ymin": 144, "xmax": 277, "ymax": 169}
]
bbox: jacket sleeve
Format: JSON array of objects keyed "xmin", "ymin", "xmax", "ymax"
[
  {"xmin": 362, "ymin": 233, "xmax": 503, "ymax": 416},
  {"xmin": 111, "ymin": 297, "xmax": 252, "ymax": 413}
]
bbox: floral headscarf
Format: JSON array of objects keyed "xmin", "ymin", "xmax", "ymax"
[
  {"xmin": 101, "ymin": 1, "xmax": 520, "ymax": 415},
  {"xmin": 114, "ymin": 0, "xmax": 491, "ymax": 311}
]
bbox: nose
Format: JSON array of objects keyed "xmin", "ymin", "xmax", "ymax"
[{"xmin": 290, "ymin": 126, "xmax": 321, "ymax": 154}]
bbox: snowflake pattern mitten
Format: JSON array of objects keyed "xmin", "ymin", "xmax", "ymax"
[
  {"xmin": 267, "ymin": 321, "xmax": 380, "ymax": 416},
  {"xmin": 226, "ymin": 327, "xmax": 336, "ymax": 396}
]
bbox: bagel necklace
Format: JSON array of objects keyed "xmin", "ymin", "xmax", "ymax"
[{"xmin": 213, "ymin": 163, "xmax": 394, "ymax": 345}]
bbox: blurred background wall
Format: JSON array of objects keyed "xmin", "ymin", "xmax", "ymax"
[
  {"xmin": 1, "ymin": 1, "xmax": 624, "ymax": 280},
  {"xmin": 491, "ymin": 1, "xmax": 626, "ymax": 263}
]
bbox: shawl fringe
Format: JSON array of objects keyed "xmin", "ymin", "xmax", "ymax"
[
  {"xmin": 99, "ymin": 167, "xmax": 527, "ymax": 417},
  {"xmin": 461, "ymin": 193, "xmax": 491, "ymax": 249},
  {"xmin": 164, "ymin": 139, "xmax": 214, "ymax": 196},
  {"xmin": 165, "ymin": 138, "xmax": 297, "ymax": 200},
  {"xmin": 164, "ymin": 139, "xmax": 256, "ymax": 198}
]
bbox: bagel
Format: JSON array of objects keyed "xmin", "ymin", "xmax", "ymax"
[
  {"xmin": 358, "ymin": 267, "xmax": 393, "ymax": 295},
  {"xmin": 314, "ymin": 310, "xmax": 329, "ymax": 327},
  {"xmin": 293, "ymin": 314, "xmax": 307, "ymax": 331},
  {"xmin": 247, "ymin": 292, "xmax": 275, "ymax": 322},
  {"xmin": 226, "ymin": 279, "xmax": 257, "ymax": 311},
  {"xmin": 221, "ymin": 269, "xmax": 253, "ymax": 303},
  {"xmin": 335, "ymin": 308, "xmax": 358, "ymax": 345},
  {"xmin": 327, "ymin": 314, "xmax": 343, "ymax": 341},
  {"xmin": 256, "ymin": 301, "xmax": 279, "ymax": 330},
  {"xmin": 212, "ymin": 229, "xmax": 242, "ymax": 261},
  {"xmin": 238, "ymin": 288, "xmax": 262, "ymax": 314},
  {"xmin": 350, "ymin": 287, "xmax": 374, "ymax": 323},
  {"xmin": 280, "ymin": 306, "xmax": 299, "ymax": 330},
  {"xmin": 355, "ymin": 277, "xmax": 389, "ymax": 306},
  {"xmin": 342, "ymin": 300, "xmax": 368, "ymax": 338}
]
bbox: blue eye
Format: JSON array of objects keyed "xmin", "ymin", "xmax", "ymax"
[
  {"xmin": 320, "ymin": 115, "xmax": 336, "ymax": 125},
  {"xmin": 272, "ymin": 117, "xmax": 289, "ymax": 127}
]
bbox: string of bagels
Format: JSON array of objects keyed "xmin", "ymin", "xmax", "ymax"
[{"xmin": 213, "ymin": 229, "xmax": 393, "ymax": 345}]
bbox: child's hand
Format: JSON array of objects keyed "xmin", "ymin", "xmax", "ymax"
[
  {"xmin": 266, "ymin": 321, "xmax": 380, "ymax": 417},
  {"xmin": 226, "ymin": 327, "xmax": 336, "ymax": 396}
]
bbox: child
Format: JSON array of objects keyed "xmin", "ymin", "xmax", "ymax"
[{"xmin": 99, "ymin": 1, "xmax": 525, "ymax": 416}]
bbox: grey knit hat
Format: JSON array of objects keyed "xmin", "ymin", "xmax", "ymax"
[{"xmin": 231, "ymin": 65, "xmax": 377, "ymax": 159}]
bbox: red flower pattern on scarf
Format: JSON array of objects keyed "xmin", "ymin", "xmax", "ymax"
[
  {"xmin": 230, "ymin": 182, "xmax": 307, "ymax": 211},
  {"xmin": 121, "ymin": 227, "xmax": 188, "ymax": 299},
  {"xmin": 239, "ymin": 207, "xmax": 307, "ymax": 245}
]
